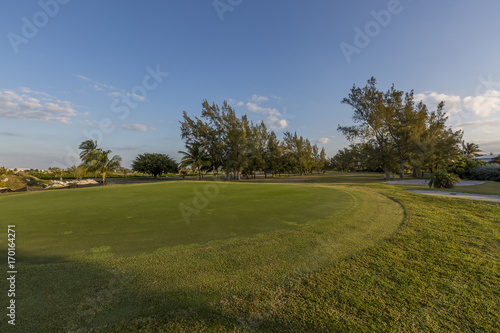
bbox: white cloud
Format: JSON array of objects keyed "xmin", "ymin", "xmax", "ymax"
[
  {"xmin": 249, "ymin": 94, "xmax": 269, "ymax": 104},
  {"xmin": 245, "ymin": 102, "xmax": 288, "ymax": 129},
  {"xmin": 121, "ymin": 123, "xmax": 151, "ymax": 132},
  {"xmin": 0, "ymin": 89, "xmax": 81, "ymax": 124},
  {"xmin": 415, "ymin": 90, "xmax": 500, "ymax": 117},
  {"xmin": 318, "ymin": 137, "xmax": 331, "ymax": 145}
]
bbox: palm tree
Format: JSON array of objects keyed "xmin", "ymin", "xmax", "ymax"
[
  {"xmin": 178, "ymin": 141, "xmax": 210, "ymax": 179},
  {"xmin": 462, "ymin": 141, "xmax": 481, "ymax": 158},
  {"xmin": 79, "ymin": 140, "xmax": 99, "ymax": 178},
  {"xmin": 78, "ymin": 140, "xmax": 98, "ymax": 163},
  {"xmin": 87, "ymin": 149, "xmax": 122, "ymax": 185},
  {"xmin": 78, "ymin": 140, "xmax": 121, "ymax": 185}
]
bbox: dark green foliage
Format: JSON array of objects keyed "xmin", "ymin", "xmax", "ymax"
[
  {"xmin": 449, "ymin": 158, "xmax": 485, "ymax": 179},
  {"xmin": 470, "ymin": 163, "xmax": 500, "ymax": 182},
  {"xmin": 428, "ymin": 171, "xmax": 461, "ymax": 188},
  {"xmin": 132, "ymin": 153, "xmax": 178, "ymax": 178}
]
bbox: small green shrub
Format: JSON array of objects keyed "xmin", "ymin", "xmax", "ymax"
[
  {"xmin": 470, "ymin": 163, "xmax": 500, "ymax": 182},
  {"xmin": 428, "ymin": 171, "xmax": 461, "ymax": 188}
]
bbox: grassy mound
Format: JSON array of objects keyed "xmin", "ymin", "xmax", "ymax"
[{"xmin": 0, "ymin": 172, "xmax": 49, "ymax": 190}]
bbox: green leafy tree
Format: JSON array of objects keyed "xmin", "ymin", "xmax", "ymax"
[
  {"xmin": 181, "ymin": 100, "xmax": 250, "ymax": 181},
  {"xmin": 132, "ymin": 153, "xmax": 178, "ymax": 178},
  {"xmin": 265, "ymin": 131, "xmax": 282, "ymax": 177},
  {"xmin": 338, "ymin": 77, "xmax": 396, "ymax": 180},
  {"xmin": 339, "ymin": 78, "xmax": 462, "ymax": 179},
  {"xmin": 419, "ymin": 103, "xmax": 462, "ymax": 172},
  {"xmin": 385, "ymin": 89, "xmax": 428, "ymax": 178}
]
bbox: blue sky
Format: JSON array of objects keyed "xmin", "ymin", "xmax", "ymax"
[{"xmin": 1, "ymin": 0, "xmax": 500, "ymax": 169}]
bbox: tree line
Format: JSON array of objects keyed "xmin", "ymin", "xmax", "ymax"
[
  {"xmin": 179, "ymin": 100, "xmax": 327, "ymax": 180},
  {"xmin": 74, "ymin": 79, "xmax": 473, "ymax": 183}
]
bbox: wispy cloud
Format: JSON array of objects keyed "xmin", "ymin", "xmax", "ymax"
[
  {"xmin": 121, "ymin": 123, "xmax": 154, "ymax": 132},
  {"xmin": 456, "ymin": 118, "xmax": 500, "ymax": 128},
  {"xmin": 0, "ymin": 89, "xmax": 82, "ymax": 124},
  {"xmin": 75, "ymin": 74, "xmax": 124, "ymax": 98},
  {"xmin": 473, "ymin": 138, "xmax": 500, "ymax": 154},
  {"xmin": 75, "ymin": 74, "xmax": 91, "ymax": 81},
  {"xmin": 79, "ymin": 119, "xmax": 99, "ymax": 127}
]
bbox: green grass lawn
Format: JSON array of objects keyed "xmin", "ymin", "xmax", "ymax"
[
  {"xmin": 2, "ymin": 182, "xmax": 358, "ymax": 264},
  {"xmin": 1, "ymin": 181, "xmax": 403, "ymax": 332},
  {"xmin": 0, "ymin": 174, "xmax": 498, "ymax": 332}
]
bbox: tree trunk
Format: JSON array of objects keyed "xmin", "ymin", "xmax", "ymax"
[
  {"xmin": 225, "ymin": 171, "xmax": 230, "ymax": 181},
  {"xmin": 399, "ymin": 155, "xmax": 404, "ymax": 179},
  {"xmin": 102, "ymin": 173, "xmax": 106, "ymax": 186},
  {"xmin": 384, "ymin": 168, "xmax": 390, "ymax": 181}
]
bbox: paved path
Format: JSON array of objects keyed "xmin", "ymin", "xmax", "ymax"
[
  {"xmin": 407, "ymin": 190, "xmax": 500, "ymax": 203},
  {"xmin": 385, "ymin": 179, "xmax": 485, "ymax": 186}
]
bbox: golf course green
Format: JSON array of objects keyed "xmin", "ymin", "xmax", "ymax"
[
  {"xmin": 0, "ymin": 180, "xmax": 404, "ymax": 332},
  {"xmin": 1, "ymin": 176, "xmax": 498, "ymax": 332}
]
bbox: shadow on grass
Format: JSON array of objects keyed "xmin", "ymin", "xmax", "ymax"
[{"xmin": 4, "ymin": 253, "xmax": 297, "ymax": 333}]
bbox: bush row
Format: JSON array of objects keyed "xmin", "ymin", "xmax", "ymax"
[{"xmin": 469, "ymin": 163, "xmax": 500, "ymax": 182}]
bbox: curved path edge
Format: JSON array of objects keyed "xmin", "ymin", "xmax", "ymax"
[{"xmin": 407, "ymin": 190, "xmax": 500, "ymax": 203}]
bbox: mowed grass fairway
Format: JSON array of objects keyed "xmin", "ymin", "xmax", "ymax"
[
  {"xmin": 2, "ymin": 182, "xmax": 358, "ymax": 263},
  {"xmin": 0, "ymin": 175, "xmax": 499, "ymax": 332},
  {"xmin": 1, "ymin": 181, "xmax": 403, "ymax": 332}
]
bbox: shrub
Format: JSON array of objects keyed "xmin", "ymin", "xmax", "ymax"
[
  {"xmin": 469, "ymin": 163, "xmax": 500, "ymax": 182},
  {"xmin": 448, "ymin": 158, "xmax": 485, "ymax": 179},
  {"xmin": 428, "ymin": 171, "xmax": 461, "ymax": 188}
]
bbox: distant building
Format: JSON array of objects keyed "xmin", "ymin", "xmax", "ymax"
[
  {"xmin": 6, "ymin": 168, "xmax": 30, "ymax": 172},
  {"xmin": 473, "ymin": 155, "xmax": 499, "ymax": 163}
]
